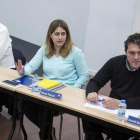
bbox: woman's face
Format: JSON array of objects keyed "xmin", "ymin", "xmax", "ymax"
[{"xmin": 50, "ymin": 27, "xmax": 67, "ymax": 49}]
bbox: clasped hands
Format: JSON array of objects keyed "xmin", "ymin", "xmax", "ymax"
[{"xmin": 87, "ymin": 92, "xmax": 121, "ymax": 110}]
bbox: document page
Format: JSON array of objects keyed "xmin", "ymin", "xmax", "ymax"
[{"xmin": 84, "ymin": 96, "xmax": 140, "ymax": 118}]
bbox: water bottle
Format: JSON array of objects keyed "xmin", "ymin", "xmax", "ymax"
[
  {"xmin": 117, "ymin": 100, "xmax": 126, "ymax": 122},
  {"xmin": 32, "ymin": 74, "xmax": 39, "ymax": 93}
]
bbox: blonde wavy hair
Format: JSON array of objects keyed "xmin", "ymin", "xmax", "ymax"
[{"xmin": 45, "ymin": 19, "xmax": 73, "ymax": 58}]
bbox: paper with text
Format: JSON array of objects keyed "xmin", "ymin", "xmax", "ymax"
[{"xmin": 84, "ymin": 96, "xmax": 140, "ymax": 118}]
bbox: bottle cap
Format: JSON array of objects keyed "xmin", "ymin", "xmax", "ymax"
[
  {"xmin": 121, "ymin": 100, "xmax": 126, "ymax": 103},
  {"xmin": 34, "ymin": 74, "xmax": 38, "ymax": 78}
]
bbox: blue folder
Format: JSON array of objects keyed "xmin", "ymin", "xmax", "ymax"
[{"xmin": 12, "ymin": 75, "xmax": 42, "ymax": 87}]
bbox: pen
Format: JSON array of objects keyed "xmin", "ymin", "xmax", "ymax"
[
  {"xmin": 85, "ymin": 98, "xmax": 103, "ymax": 102},
  {"xmin": 19, "ymin": 62, "xmax": 28, "ymax": 74}
]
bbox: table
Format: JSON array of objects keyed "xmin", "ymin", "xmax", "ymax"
[
  {"xmin": 0, "ymin": 66, "xmax": 140, "ymax": 139},
  {"xmin": 0, "ymin": 66, "xmax": 22, "ymax": 140},
  {"xmin": 16, "ymin": 84, "xmax": 140, "ymax": 139}
]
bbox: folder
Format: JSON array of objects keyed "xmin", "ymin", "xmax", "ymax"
[
  {"xmin": 37, "ymin": 79, "xmax": 61, "ymax": 89},
  {"xmin": 12, "ymin": 75, "xmax": 43, "ymax": 86}
]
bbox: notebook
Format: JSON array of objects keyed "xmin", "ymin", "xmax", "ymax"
[
  {"xmin": 37, "ymin": 79, "xmax": 61, "ymax": 89},
  {"xmin": 48, "ymin": 83, "xmax": 66, "ymax": 91}
]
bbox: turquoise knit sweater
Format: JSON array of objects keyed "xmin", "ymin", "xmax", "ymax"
[{"xmin": 25, "ymin": 45, "xmax": 89, "ymax": 88}]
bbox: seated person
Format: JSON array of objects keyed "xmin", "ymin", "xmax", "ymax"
[
  {"xmin": 82, "ymin": 33, "xmax": 140, "ymax": 140},
  {"xmin": 0, "ymin": 23, "xmax": 15, "ymax": 114},
  {"xmin": 0, "ymin": 23, "xmax": 15, "ymax": 68},
  {"xmin": 15, "ymin": 19, "xmax": 89, "ymax": 140}
]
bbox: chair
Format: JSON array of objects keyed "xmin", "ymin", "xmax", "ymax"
[
  {"xmin": 6, "ymin": 48, "xmax": 26, "ymax": 116},
  {"xmin": 83, "ymin": 128, "xmax": 140, "ymax": 140},
  {"xmin": 59, "ymin": 112, "xmax": 81, "ymax": 140},
  {"xmin": 82, "ymin": 80, "xmax": 112, "ymax": 140},
  {"xmin": 12, "ymin": 48, "xmax": 26, "ymax": 139},
  {"xmin": 83, "ymin": 128, "xmax": 112, "ymax": 140},
  {"xmin": 58, "ymin": 83, "xmax": 86, "ymax": 140},
  {"xmin": 58, "ymin": 81, "xmax": 87, "ymax": 140},
  {"xmin": 128, "ymin": 137, "xmax": 139, "ymax": 140},
  {"xmin": 12, "ymin": 47, "xmax": 26, "ymax": 65},
  {"xmin": 58, "ymin": 80, "xmax": 91, "ymax": 140},
  {"xmin": 101, "ymin": 128, "xmax": 112, "ymax": 140}
]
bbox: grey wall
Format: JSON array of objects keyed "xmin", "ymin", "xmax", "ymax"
[
  {"xmin": 0, "ymin": 0, "xmax": 90, "ymax": 51},
  {"xmin": 132, "ymin": 0, "xmax": 140, "ymax": 34},
  {"xmin": 0, "ymin": 0, "xmax": 139, "ymax": 75},
  {"xmin": 84, "ymin": 0, "xmax": 137, "ymax": 74}
]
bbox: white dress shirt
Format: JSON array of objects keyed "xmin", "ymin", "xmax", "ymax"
[{"xmin": 0, "ymin": 23, "xmax": 15, "ymax": 68}]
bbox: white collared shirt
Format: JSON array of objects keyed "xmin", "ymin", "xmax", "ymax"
[
  {"xmin": 0, "ymin": 23, "xmax": 15, "ymax": 68},
  {"xmin": 126, "ymin": 59, "xmax": 139, "ymax": 71}
]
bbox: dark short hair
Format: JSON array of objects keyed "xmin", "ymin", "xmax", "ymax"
[{"xmin": 124, "ymin": 33, "xmax": 140, "ymax": 51}]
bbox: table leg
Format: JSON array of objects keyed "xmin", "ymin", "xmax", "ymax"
[
  {"xmin": 77, "ymin": 117, "xmax": 81, "ymax": 140},
  {"xmin": 20, "ymin": 99, "xmax": 27, "ymax": 140},
  {"xmin": 41, "ymin": 107, "xmax": 54, "ymax": 140},
  {"xmin": 8, "ymin": 93, "xmax": 17, "ymax": 140}
]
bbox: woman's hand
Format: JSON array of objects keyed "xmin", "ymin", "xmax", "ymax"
[{"xmin": 15, "ymin": 60, "xmax": 25, "ymax": 75}]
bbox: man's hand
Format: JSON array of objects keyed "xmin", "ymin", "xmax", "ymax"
[
  {"xmin": 87, "ymin": 92, "xmax": 99, "ymax": 104},
  {"xmin": 102, "ymin": 98, "xmax": 121, "ymax": 110}
]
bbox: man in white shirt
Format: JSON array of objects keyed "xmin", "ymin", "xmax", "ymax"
[
  {"xmin": 0, "ymin": 23, "xmax": 15, "ymax": 68},
  {"xmin": 0, "ymin": 23, "xmax": 15, "ymax": 114}
]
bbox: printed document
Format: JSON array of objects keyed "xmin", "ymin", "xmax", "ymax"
[{"xmin": 84, "ymin": 96, "xmax": 140, "ymax": 118}]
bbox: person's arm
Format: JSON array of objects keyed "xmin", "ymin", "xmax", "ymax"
[
  {"xmin": 86, "ymin": 59, "xmax": 113, "ymax": 104},
  {"xmin": 24, "ymin": 46, "xmax": 45, "ymax": 75},
  {"xmin": 72, "ymin": 48, "xmax": 89, "ymax": 88},
  {"xmin": 86, "ymin": 59, "xmax": 113, "ymax": 96},
  {"xmin": 15, "ymin": 46, "xmax": 45, "ymax": 75}
]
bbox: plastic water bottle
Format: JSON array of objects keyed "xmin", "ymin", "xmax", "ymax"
[
  {"xmin": 117, "ymin": 100, "xmax": 126, "ymax": 122},
  {"xmin": 32, "ymin": 74, "xmax": 39, "ymax": 93}
]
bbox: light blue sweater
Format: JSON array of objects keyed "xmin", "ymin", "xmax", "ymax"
[{"xmin": 25, "ymin": 45, "xmax": 89, "ymax": 88}]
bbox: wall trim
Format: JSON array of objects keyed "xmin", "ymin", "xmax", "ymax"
[{"xmin": 88, "ymin": 69, "xmax": 97, "ymax": 76}]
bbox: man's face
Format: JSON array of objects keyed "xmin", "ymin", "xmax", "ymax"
[{"xmin": 125, "ymin": 44, "xmax": 140, "ymax": 70}]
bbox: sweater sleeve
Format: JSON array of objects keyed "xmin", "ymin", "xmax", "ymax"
[
  {"xmin": 86, "ymin": 58, "xmax": 113, "ymax": 96},
  {"xmin": 73, "ymin": 48, "xmax": 89, "ymax": 88},
  {"xmin": 24, "ymin": 46, "xmax": 45, "ymax": 75},
  {"xmin": 126, "ymin": 97, "xmax": 140, "ymax": 109}
]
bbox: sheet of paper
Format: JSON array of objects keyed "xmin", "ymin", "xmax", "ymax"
[
  {"xmin": 84, "ymin": 96, "xmax": 140, "ymax": 118},
  {"xmin": 125, "ymin": 109, "xmax": 140, "ymax": 118}
]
